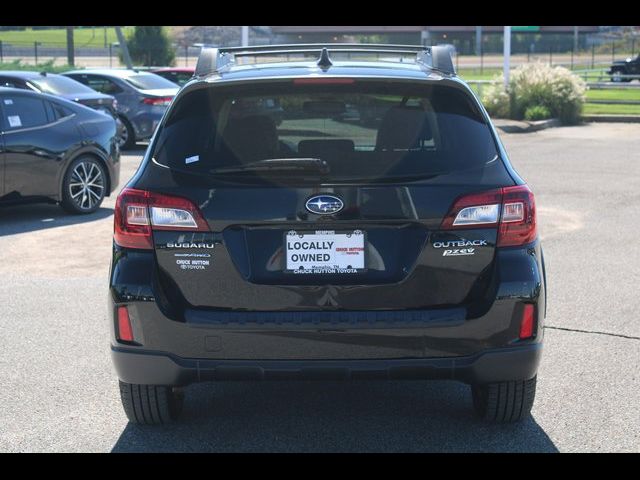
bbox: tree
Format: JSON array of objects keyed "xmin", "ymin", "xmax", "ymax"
[{"xmin": 123, "ymin": 26, "xmax": 175, "ymax": 67}]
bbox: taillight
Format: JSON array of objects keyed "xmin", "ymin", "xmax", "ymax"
[
  {"xmin": 113, "ymin": 187, "xmax": 209, "ymax": 249},
  {"xmin": 441, "ymin": 185, "xmax": 537, "ymax": 247},
  {"xmin": 498, "ymin": 185, "xmax": 537, "ymax": 247},
  {"xmin": 141, "ymin": 96, "xmax": 173, "ymax": 106}
]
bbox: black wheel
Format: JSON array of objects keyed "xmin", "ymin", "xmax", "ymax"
[
  {"xmin": 471, "ymin": 376, "xmax": 537, "ymax": 423},
  {"xmin": 119, "ymin": 381, "xmax": 184, "ymax": 425},
  {"xmin": 60, "ymin": 156, "xmax": 107, "ymax": 214},
  {"xmin": 118, "ymin": 116, "xmax": 136, "ymax": 150},
  {"xmin": 610, "ymin": 69, "xmax": 629, "ymax": 83}
]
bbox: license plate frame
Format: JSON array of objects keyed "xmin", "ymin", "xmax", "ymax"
[{"xmin": 284, "ymin": 229, "xmax": 367, "ymax": 274}]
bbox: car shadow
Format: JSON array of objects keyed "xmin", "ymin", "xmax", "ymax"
[
  {"xmin": 0, "ymin": 203, "xmax": 113, "ymax": 236},
  {"xmin": 111, "ymin": 380, "xmax": 558, "ymax": 452}
]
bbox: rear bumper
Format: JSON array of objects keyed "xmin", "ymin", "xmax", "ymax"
[{"xmin": 111, "ymin": 342, "xmax": 542, "ymax": 386}]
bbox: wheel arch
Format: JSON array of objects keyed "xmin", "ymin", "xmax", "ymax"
[{"xmin": 58, "ymin": 148, "xmax": 112, "ymax": 202}]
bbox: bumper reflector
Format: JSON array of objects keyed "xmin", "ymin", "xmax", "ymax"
[
  {"xmin": 519, "ymin": 304, "xmax": 535, "ymax": 340},
  {"xmin": 117, "ymin": 306, "xmax": 134, "ymax": 342}
]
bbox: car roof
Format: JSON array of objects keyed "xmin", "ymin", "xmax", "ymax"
[
  {"xmin": 0, "ymin": 71, "xmax": 63, "ymax": 79},
  {"xmin": 185, "ymin": 61, "xmax": 461, "ymax": 91},
  {"xmin": 186, "ymin": 45, "xmax": 460, "ymax": 88},
  {"xmin": 152, "ymin": 67, "xmax": 194, "ymax": 73},
  {"xmin": 0, "ymin": 85, "xmax": 77, "ymax": 103},
  {"xmin": 63, "ymin": 68, "xmax": 156, "ymax": 78}
]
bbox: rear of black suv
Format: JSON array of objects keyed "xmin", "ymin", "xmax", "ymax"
[{"xmin": 109, "ymin": 45, "xmax": 545, "ymax": 425}]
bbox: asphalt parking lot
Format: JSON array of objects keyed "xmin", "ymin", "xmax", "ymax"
[{"xmin": 1, "ymin": 123, "xmax": 639, "ymax": 452}]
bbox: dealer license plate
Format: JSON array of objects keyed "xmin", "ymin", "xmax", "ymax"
[{"xmin": 285, "ymin": 230, "xmax": 365, "ymax": 274}]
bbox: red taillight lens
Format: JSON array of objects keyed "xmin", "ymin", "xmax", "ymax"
[
  {"xmin": 498, "ymin": 185, "xmax": 537, "ymax": 247},
  {"xmin": 113, "ymin": 187, "xmax": 209, "ymax": 250},
  {"xmin": 114, "ymin": 188, "xmax": 152, "ymax": 249},
  {"xmin": 441, "ymin": 185, "xmax": 537, "ymax": 248},
  {"xmin": 519, "ymin": 304, "xmax": 536, "ymax": 340},
  {"xmin": 142, "ymin": 96, "xmax": 173, "ymax": 106},
  {"xmin": 117, "ymin": 306, "xmax": 134, "ymax": 342}
]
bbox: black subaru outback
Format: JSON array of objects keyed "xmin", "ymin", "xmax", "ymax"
[{"xmin": 109, "ymin": 44, "xmax": 546, "ymax": 424}]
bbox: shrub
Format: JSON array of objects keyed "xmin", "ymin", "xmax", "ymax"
[
  {"xmin": 482, "ymin": 80, "xmax": 511, "ymax": 119},
  {"xmin": 482, "ymin": 62, "xmax": 587, "ymax": 124},
  {"xmin": 524, "ymin": 105, "xmax": 552, "ymax": 121},
  {"xmin": 123, "ymin": 26, "xmax": 175, "ymax": 67}
]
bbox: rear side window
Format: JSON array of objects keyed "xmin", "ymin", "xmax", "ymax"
[
  {"xmin": 29, "ymin": 75, "xmax": 97, "ymax": 95},
  {"xmin": 76, "ymin": 75, "xmax": 123, "ymax": 95},
  {"xmin": 124, "ymin": 74, "xmax": 178, "ymax": 90},
  {"xmin": 1, "ymin": 95, "xmax": 49, "ymax": 130},
  {"xmin": 0, "ymin": 77, "xmax": 28, "ymax": 89},
  {"xmin": 153, "ymin": 81, "xmax": 499, "ymax": 184},
  {"xmin": 46, "ymin": 101, "xmax": 74, "ymax": 121}
]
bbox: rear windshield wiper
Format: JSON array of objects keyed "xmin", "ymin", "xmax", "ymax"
[{"xmin": 208, "ymin": 158, "xmax": 330, "ymax": 175}]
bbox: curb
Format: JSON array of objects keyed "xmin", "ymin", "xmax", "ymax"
[
  {"xmin": 494, "ymin": 118, "xmax": 561, "ymax": 133},
  {"xmin": 581, "ymin": 115, "xmax": 640, "ymax": 123}
]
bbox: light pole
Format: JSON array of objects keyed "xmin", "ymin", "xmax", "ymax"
[
  {"xmin": 503, "ymin": 26, "xmax": 511, "ymax": 89},
  {"xmin": 110, "ymin": 42, "xmax": 119, "ymax": 68},
  {"xmin": 241, "ymin": 26, "xmax": 249, "ymax": 47}
]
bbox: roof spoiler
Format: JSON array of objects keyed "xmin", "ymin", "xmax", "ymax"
[{"xmin": 194, "ymin": 43, "xmax": 455, "ymax": 77}]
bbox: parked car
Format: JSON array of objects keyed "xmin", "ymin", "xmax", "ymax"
[
  {"xmin": 150, "ymin": 67, "xmax": 194, "ymax": 87},
  {"xmin": 0, "ymin": 71, "xmax": 123, "ymax": 140},
  {"xmin": 607, "ymin": 54, "xmax": 640, "ymax": 82},
  {"xmin": 110, "ymin": 44, "xmax": 545, "ymax": 425},
  {"xmin": 62, "ymin": 69, "xmax": 179, "ymax": 149},
  {"xmin": 0, "ymin": 87, "xmax": 120, "ymax": 213}
]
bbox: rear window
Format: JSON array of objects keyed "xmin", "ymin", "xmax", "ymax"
[
  {"xmin": 124, "ymin": 73, "xmax": 178, "ymax": 90},
  {"xmin": 30, "ymin": 75, "xmax": 97, "ymax": 95},
  {"xmin": 152, "ymin": 80, "xmax": 500, "ymax": 184}
]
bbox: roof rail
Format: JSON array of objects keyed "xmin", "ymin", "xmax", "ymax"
[{"xmin": 193, "ymin": 43, "xmax": 455, "ymax": 77}]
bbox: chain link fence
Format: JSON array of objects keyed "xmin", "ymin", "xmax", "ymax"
[{"xmin": 0, "ymin": 35, "xmax": 637, "ymax": 71}]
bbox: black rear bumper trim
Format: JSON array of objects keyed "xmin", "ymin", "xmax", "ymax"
[{"xmin": 111, "ymin": 343, "xmax": 542, "ymax": 386}]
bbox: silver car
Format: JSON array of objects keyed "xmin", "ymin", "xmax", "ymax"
[{"xmin": 62, "ymin": 69, "xmax": 179, "ymax": 149}]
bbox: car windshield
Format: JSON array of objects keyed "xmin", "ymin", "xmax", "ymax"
[
  {"xmin": 124, "ymin": 73, "xmax": 178, "ymax": 90},
  {"xmin": 30, "ymin": 75, "xmax": 97, "ymax": 95},
  {"xmin": 153, "ymin": 80, "xmax": 500, "ymax": 184}
]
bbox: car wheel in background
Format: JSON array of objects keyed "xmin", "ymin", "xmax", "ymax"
[
  {"xmin": 118, "ymin": 116, "xmax": 136, "ymax": 150},
  {"xmin": 119, "ymin": 381, "xmax": 184, "ymax": 424},
  {"xmin": 60, "ymin": 156, "xmax": 107, "ymax": 214},
  {"xmin": 471, "ymin": 376, "xmax": 537, "ymax": 423},
  {"xmin": 611, "ymin": 69, "xmax": 626, "ymax": 83}
]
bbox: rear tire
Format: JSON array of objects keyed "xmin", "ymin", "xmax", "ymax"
[
  {"xmin": 119, "ymin": 381, "xmax": 184, "ymax": 425},
  {"xmin": 610, "ymin": 68, "xmax": 630, "ymax": 83},
  {"xmin": 60, "ymin": 156, "xmax": 107, "ymax": 214},
  {"xmin": 471, "ymin": 376, "xmax": 537, "ymax": 423},
  {"xmin": 118, "ymin": 116, "xmax": 136, "ymax": 150}
]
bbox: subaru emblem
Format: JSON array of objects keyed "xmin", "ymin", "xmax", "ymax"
[{"xmin": 305, "ymin": 195, "xmax": 344, "ymax": 215}]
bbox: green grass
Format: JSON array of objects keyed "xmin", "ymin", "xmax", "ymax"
[
  {"xmin": 586, "ymin": 88, "xmax": 640, "ymax": 101},
  {"xmin": 457, "ymin": 67, "xmax": 502, "ymax": 81},
  {"xmin": 0, "ymin": 27, "xmax": 135, "ymax": 47},
  {"xmin": 583, "ymin": 103, "xmax": 640, "ymax": 115},
  {"xmin": 0, "ymin": 59, "xmax": 78, "ymax": 73}
]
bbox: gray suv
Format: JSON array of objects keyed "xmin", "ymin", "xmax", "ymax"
[{"xmin": 63, "ymin": 69, "xmax": 179, "ymax": 149}]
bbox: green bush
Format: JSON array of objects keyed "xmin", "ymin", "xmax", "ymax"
[
  {"xmin": 0, "ymin": 59, "xmax": 77, "ymax": 73},
  {"xmin": 524, "ymin": 105, "xmax": 552, "ymax": 121},
  {"xmin": 482, "ymin": 62, "xmax": 587, "ymax": 124},
  {"xmin": 122, "ymin": 26, "xmax": 175, "ymax": 67}
]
